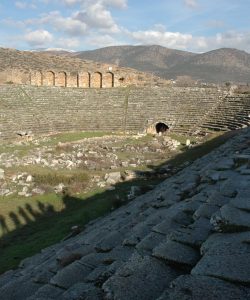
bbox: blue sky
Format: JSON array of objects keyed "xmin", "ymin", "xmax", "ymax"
[{"xmin": 0, "ymin": 0, "xmax": 249, "ymax": 52}]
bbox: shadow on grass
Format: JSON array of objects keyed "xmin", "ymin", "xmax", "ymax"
[{"xmin": 0, "ymin": 129, "xmax": 239, "ymax": 274}]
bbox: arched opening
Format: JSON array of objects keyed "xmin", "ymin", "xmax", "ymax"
[
  {"xmin": 56, "ymin": 71, "xmax": 67, "ymax": 87},
  {"xmin": 78, "ymin": 72, "xmax": 90, "ymax": 88},
  {"xmin": 155, "ymin": 122, "xmax": 169, "ymax": 134},
  {"xmin": 31, "ymin": 71, "xmax": 42, "ymax": 86},
  {"xmin": 103, "ymin": 72, "xmax": 114, "ymax": 88},
  {"xmin": 43, "ymin": 71, "xmax": 55, "ymax": 86},
  {"xmin": 91, "ymin": 72, "xmax": 102, "ymax": 88}
]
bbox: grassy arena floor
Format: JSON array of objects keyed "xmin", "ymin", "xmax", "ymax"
[{"xmin": 0, "ymin": 130, "xmax": 235, "ymax": 274}]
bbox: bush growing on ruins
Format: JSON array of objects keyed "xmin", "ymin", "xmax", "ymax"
[{"xmin": 33, "ymin": 170, "xmax": 89, "ymax": 186}]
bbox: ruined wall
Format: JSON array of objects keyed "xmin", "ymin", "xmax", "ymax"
[
  {"xmin": 0, "ymin": 67, "xmax": 166, "ymax": 88},
  {"xmin": 2, "ymin": 85, "xmax": 249, "ymax": 140},
  {"xmin": 0, "ymin": 69, "xmax": 30, "ymax": 85}
]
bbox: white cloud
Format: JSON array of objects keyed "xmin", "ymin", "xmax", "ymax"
[
  {"xmin": 24, "ymin": 29, "xmax": 53, "ymax": 47},
  {"xmin": 74, "ymin": 2, "xmax": 120, "ymax": 33},
  {"xmin": 128, "ymin": 30, "xmax": 193, "ymax": 50},
  {"xmin": 25, "ymin": 1, "xmax": 121, "ymax": 36},
  {"xmin": 184, "ymin": 0, "xmax": 198, "ymax": 9},
  {"xmin": 26, "ymin": 11, "xmax": 87, "ymax": 36},
  {"xmin": 127, "ymin": 28, "xmax": 250, "ymax": 53},
  {"xmin": 213, "ymin": 31, "xmax": 250, "ymax": 51}
]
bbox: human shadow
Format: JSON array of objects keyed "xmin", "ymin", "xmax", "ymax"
[{"xmin": 0, "ymin": 128, "xmax": 242, "ymax": 274}]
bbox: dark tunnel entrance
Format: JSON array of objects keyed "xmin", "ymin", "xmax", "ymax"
[{"xmin": 155, "ymin": 122, "xmax": 169, "ymax": 134}]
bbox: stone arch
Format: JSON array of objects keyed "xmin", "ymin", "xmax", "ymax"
[
  {"xmin": 146, "ymin": 121, "xmax": 170, "ymax": 135},
  {"xmin": 91, "ymin": 72, "xmax": 102, "ymax": 88},
  {"xmin": 78, "ymin": 72, "xmax": 90, "ymax": 88},
  {"xmin": 56, "ymin": 71, "xmax": 67, "ymax": 87},
  {"xmin": 103, "ymin": 72, "xmax": 114, "ymax": 88},
  {"xmin": 31, "ymin": 71, "xmax": 42, "ymax": 86},
  {"xmin": 155, "ymin": 122, "xmax": 169, "ymax": 134},
  {"xmin": 43, "ymin": 71, "xmax": 55, "ymax": 86}
]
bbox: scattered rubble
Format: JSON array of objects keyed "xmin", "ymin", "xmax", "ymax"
[{"xmin": 0, "ymin": 134, "xmax": 182, "ymax": 197}]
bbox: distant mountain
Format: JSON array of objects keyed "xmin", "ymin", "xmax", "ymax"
[
  {"xmin": 72, "ymin": 45, "xmax": 195, "ymax": 76},
  {"xmin": 1, "ymin": 45, "xmax": 250, "ymax": 84},
  {"xmin": 60, "ymin": 45, "xmax": 250, "ymax": 84},
  {"xmin": 167, "ymin": 48, "xmax": 250, "ymax": 83}
]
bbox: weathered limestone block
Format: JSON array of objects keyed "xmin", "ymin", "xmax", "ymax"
[
  {"xmin": 122, "ymin": 222, "xmax": 151, "ymax": 246},
  {"xmin": 56, "ymin": 243, "xmax": 93, "ymax": 266},
  {"xmin": 200, "ymin": 231, "xmax": 250, "ymax": 255},
  {"xmin": 0, "ymin": 277, "xmax": 42, "ymax": 300},
  {"xmin": 0, "ymin": 270, "xmax": 15, "ymax": 289},
  {"xmin": 211, "ymin": 204, "xmax": 250, "ymax": 232},
  {"xmin": 213, "ymin": 158, "xmax": 235, "ymax": 170},
  {"xmin": 62, "ymin": 283, "xmax": 103, "ymax": 300},
  {"xmin": 229, "ymin": 196, "xmax": 250, "ymax": 211},
  {"xmin": 27, "ymin": 284, "xmax": 64, "ymax": 300},
  {"xmin": 192, "ymin": 252, "xmax": 250, "ymax": 284},
  {"xmin": 103, "ymin": 254, "xmax": 180, "ymax": 300},
  {"xmin": 33, "ymin": 270, "xmax": 55, "ymax": 284},
  {"xmin": 158, "ymin": 275, "xmax": 250, "ymax": 300},
  {"xmin": 95, "ymin": 230, "xmax": 125, "ymax": 252},
  {"xmin": 50, "ymin": 261, "xmax": 93, "ymax": 289},
  {"xmin": 168, "ymin": 217, "xmax": 212, "ymax": 248},
  {"xmin": 219, "ymin": 175, "xmax": 250, "ymax": 197},
  {"xmin": 153, "ymin": 240, "xmax": 200, "ymax": 267},
  {"xmin": 135, "ymin": 231, "xmax": 165, "ymax": 253},
  {"xmin": 193, "ymin": 203, "xmax": 220, "ymax": 220}
]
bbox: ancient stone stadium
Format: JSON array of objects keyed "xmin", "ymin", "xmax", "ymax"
[{"xmin": 0, "ymin": 52, "xmax": 250, "ymax": 299}]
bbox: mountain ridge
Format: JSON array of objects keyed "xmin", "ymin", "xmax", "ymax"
[{"xmin": 61, "ymin": 45, "xmax": 250, "ymax": 83}]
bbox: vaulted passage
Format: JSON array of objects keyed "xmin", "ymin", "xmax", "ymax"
[
  {"xmin": 155, "ymin": 122, "xmax": 169, "ymax": 134},
  {"xmin": 43, "ymin": 71, "xmax": 55, "ymax": 86},
  {"xmin": 103, "ymin": 72, "xmax": 114, "ymax": 88},
  {"xmin": 56, "ymin": 72, "xmax": 67, "ymax": 87},
  {"xmin": 78, "ymin": 72, "xmax": 90, "ymax": 88},
  {"xmin": 91, "ymin": 72, "xmax": 102, "ymax": 88}
]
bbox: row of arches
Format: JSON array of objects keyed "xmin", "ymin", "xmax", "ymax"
[{"xmin": 30, "ymin": 71, "xmax": 115, "ymax": 88}]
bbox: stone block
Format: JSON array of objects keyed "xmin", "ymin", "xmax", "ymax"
[
  {"xmin": 158, "ymin": 275, "xmax": 250, "ymax": 300},
  {"xmin": 153, "ymin": 240, "xmax": 200, "ymax": 267}
]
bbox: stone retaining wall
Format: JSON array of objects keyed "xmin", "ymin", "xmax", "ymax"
[{"xmin": 0, "ymin": 85, "xmax": 249, "ymax": 140}]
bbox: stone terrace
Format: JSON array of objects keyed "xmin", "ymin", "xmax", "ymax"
[
  {"xmin": 1, "ymin": 85, "xmax": 249, "ymax": 140},
  {"xmin": 0, "ymin": 128, "xmax": 250, "ymax": 299}
]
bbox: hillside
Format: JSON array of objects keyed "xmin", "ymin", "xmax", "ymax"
[
  {"xmin": 72, "ymin": 45, "xmax": 195, "ymax": 76},
  {"xmin": 1, "ymin": 46, "xmax": 250, "ymax": 84},
  {"xmin": 61, "ymin": 45, "xmax": 250, "ymax": 84},
  {"xmin": 0, "ymin": 47, "xmax": 166, "ymax": 87},
  {"xmin": 167, "ymin": 48, "xmax": 250, "ymax": 83},
  {"xmin": 0, "ymin": 47, "xmax": 114, "ymax": 72}
]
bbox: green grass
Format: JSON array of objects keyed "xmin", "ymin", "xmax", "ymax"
[
  {"xmin": 0, "ymin": 178, "xmax": 159, "ymax": 274},
  {"xmin": 0, "ymin": 131, "xmax": 117, "ymax": 158},
  {"xmin": 0, "ymin": 130, "xmax": 237, "ymax": 274},
  {"xmin": 165, "ymin": 131, "xmax": 235, "ymax": 168}
]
